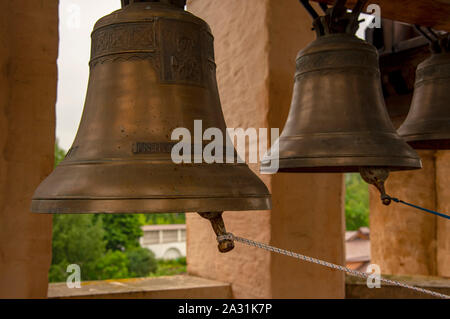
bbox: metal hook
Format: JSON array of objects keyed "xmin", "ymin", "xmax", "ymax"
[
  {"xmin": 351, "ymin": 0, "xmax": 368, "ymax": 15},
  {"xmin": 330, "ymin": 0, "xmax": 348, "ymax": 24},
  {"xmin": 299, "ymin": 0, "xmax": 326, "ymax": 36},
  {"xmin": 346, "ymin": 0, "xmax": 368, "ymax": 34},
  {"xmin": 300, "ymin": 0, "xmax": 367, "ymax": 36},
  {"xmin": 359, "ymin": 167, "xmax": 392, "ymax": 206},
  {"xmin": 414, "ymin": 25, "xmax": 444, "ymax": 53},
  {"xmin": 414, "ymin": 25, "xmax": 436, "ymax": 43},
  {"xmin": 319, "ymin": 2, "xmax": 328, "ymax": 13},
  {"xmin": 198, "ymin": 212, "xmax": 235, "ymax": 253},
  {"xmin": 427, "ymin": 27, "xmax": 441, "ymax": 41},
  {"xmin": 299, "ymin": 0, "xmax": 320, "ymax": 19}
]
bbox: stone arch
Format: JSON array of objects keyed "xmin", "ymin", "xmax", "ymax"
[{"xmin": 163, "ymin": 247, "xmax": 182, "ymax": 260}]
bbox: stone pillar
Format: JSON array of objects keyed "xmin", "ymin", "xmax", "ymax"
[
  {"xmin": 186, "ymin": 0, "xmax": 345, "ymax": 298},
  {"xmin": 0, "ymin": 1, "xmax": 58, "ymax": 298},
  {"xmin": 436, "ymin": 151, "xmax": 450, "ymax": 277},
  {"xmin": 370, "ymin": 151, "xmax": 437, "ymax": 276}
]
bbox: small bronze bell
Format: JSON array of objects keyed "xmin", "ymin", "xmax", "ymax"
[
  {"xmin": 398, "ymin": 30, "xmax": 450, "ymax": 150},
  {"xmin": 31, "ymin": 0, "xmax": 271, "ymax": 252},
  {"xmin": 262, "ymin": 0, "xmax": 422, "ymax": 204}
]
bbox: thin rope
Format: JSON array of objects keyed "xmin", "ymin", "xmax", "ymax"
[
  {"xmin": 388, "ymin": 196, "xmax": 450, "ymax": 220},
  {"xmin": 218, "ymin": 233, "xmax": 450, "ymax": 299}
]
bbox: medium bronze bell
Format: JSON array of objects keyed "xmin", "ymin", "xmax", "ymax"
[
  {"xmin": 262, "ymin": 0, "xmax": 422, "ymax": 204},
  {"xmin": 398, "ymin": 33, "xmax": 450, "ymax": 149},
  {"xmin": 31, "ymin": 0, "xmax": 271, "ymax": 252}
]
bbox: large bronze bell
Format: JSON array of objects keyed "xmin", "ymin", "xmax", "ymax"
[
  {"xmin": 398, "ymin": 32, "xmax": 450, "ymax": 149},
  {"xmin": 262, "ymin": 0, "xmax": 422, "ymax": 204},
  {"xmin": 31, "ymin": 0, "xmax": 271, "ymax": 252}
]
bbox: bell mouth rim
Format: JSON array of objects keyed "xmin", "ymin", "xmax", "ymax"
[
  {"xmin": 400, "ymin": 132, "xmax": 450, "ymax": 140},
  {"xmin": 31, "ymin": 196, "xmax": 272, "ymax": 214},
  {"xmin": 260, "ymin": 156, "xmax": 422, "ymax": 173},
  {"xmin": 401, "ymin": 134, "xmax": 450, "ymax": 150}
]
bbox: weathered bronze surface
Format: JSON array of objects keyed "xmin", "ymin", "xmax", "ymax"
[
  {"xmin": 262, "ymin": 1, "xmax": 421, "ymax": 174},
  {"xmin": 31, "ymin": 2, "xmax": 271, "ymax": 218},
  {"xmin": 261, "ymin": 33, "xmax": 422, "ymax": 173},
  {"xmin": 198, "ymin": 212, "xmax": 234, "ymax": 253},
  {"xmin": 262, "ymin": 1, "xmax": 422, "ymax": 205},
  {"xmin": 359, "ymin": 167, "xmax": 391, "ymax": 206},
  {"xmin": 398, "ymin": 43, "xmax": 450, "ymax": 149}
]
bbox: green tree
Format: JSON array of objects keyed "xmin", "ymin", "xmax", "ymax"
[
  {"xmin": 93, "ymin": 250, "xmax": 130, "ymax": 280},
  {"xmin": 152, "ymin": 257, "xmax": 187, "ymax": 277},
  {"xmin": 100, "ymin": 214, "xmax": 144, "ymax": 251},
  {"xmin": 50, "ymin": 140, "xmax": 182, "ymax": 282},
  {"xmin": 49, "ymin": 214, "xmax": 106, "ymax": 282},
  {"xmin": 126, "ymin": 247, "xmax": 157, "ymax": 277},
  {"xmin": 54, "ymin": 139, "xmax": 66, "ymax": 167},
  {"xmin": 345, "ymin": 173, "xmax": 370, "ymax": 230},
  {"xmin": 144, "ymin": 213, "xmax": 186, "ymax": 225}
]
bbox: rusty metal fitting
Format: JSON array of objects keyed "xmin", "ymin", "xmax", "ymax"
[{"xmin": 198, "ymin": 212, "xmax": 235, "ymax": 253}]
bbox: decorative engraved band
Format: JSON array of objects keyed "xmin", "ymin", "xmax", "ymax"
[
  {"xmin": 89, "ymin": 19, "xmax": 216, "ymax": 87},
  {"xmin": 91, "ymin": 22, "xmax": 157, "ymax": 61},
  {"xmin": 416, "ymin": 62, "xmax": 450, "ymax": 84},
  {"xmin": 295, "ymin": 49, "xmax": 379, "ymax": 76}
]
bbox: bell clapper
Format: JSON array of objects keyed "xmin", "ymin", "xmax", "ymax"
[
  {"xmin": 198, "ymin": 212, "xmax": 235, "ymax": 253},
  {"xmin": 359, "ymin": 167, "xmax": 392, "ymax": 206}
]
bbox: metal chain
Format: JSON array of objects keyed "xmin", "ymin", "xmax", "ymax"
[{"xmin": 218, "ymin": 233, "xmax": 450, "ymax": 299}]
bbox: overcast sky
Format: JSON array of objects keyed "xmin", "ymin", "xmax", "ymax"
[
  {"xmin": 57, "ymin": 0, "xmax": 121, "ymax": 150},
  {"xmin": 56, "ymin": 1, "xmax": 371, "ymax": 151}
]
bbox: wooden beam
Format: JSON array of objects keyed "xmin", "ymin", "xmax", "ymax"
[{"xmin": 311, "ymin": 0, "xmax": 450, "ymax": 32}]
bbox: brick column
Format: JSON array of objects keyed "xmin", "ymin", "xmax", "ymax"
[
  {"xmin": 186, "ymin": 0, "xmax": 345, "ymax": 298},
  {"xmin": 0, "ymin": 0, "xmax": 58, "ymax": 298},
  {"xmin": 370, "ymin": 151, "xmax": 437, "ymax": 276},
  {"xmin": 436, "ymin": 151, "xmax": 450, "ymax": 277}
]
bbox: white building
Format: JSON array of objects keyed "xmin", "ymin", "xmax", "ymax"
[{"xmin": 140, "ymin": 224, "xmax": 186, "ymax": 260}]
